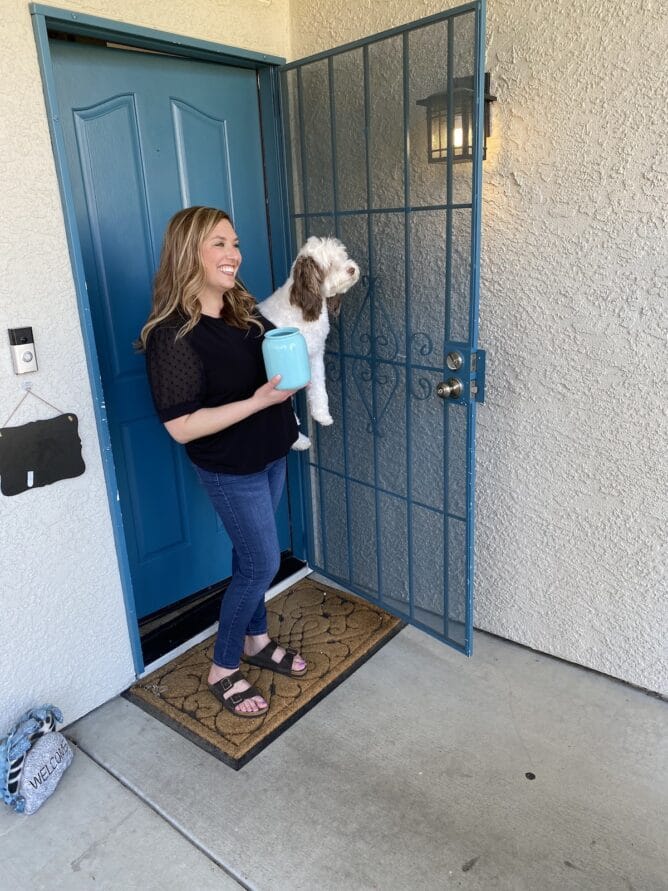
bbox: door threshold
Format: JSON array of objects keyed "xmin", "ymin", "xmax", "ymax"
[{"xmin": 139, "ymin": 564, "xmax": 312, "ymax": 678}]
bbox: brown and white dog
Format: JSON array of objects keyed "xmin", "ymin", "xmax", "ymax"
[{"xmin": 259, "ymin": 236, "xmax": 360, "ymax": 449}]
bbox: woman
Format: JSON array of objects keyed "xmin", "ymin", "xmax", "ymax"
[{"xmin": 138, "ymin": 206, "xmax": 307, "ymax": 718}]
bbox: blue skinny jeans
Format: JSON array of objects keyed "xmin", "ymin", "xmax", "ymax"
[{"xmin": 195, "ymin": 457, "xmax": 286, "ymax": 668}]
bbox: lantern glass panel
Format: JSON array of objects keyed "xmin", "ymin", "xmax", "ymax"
[{"xmin": 453, "ymin": 113, "xmax": 464, "ymax": 149}]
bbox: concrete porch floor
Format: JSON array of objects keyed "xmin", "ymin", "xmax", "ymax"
[{"xmin": 2, "ymin": 610, "xmax": 666, "ymax": 889}]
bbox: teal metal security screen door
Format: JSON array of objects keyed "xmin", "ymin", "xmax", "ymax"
[{"xmin": 281, "ymin": 3, "xmax": 487, "ymax": 654}]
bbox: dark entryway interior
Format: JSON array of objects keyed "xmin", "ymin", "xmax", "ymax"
[{"xmin": 138, "ymin": 553, "xmax": 306, "ymax": 665}]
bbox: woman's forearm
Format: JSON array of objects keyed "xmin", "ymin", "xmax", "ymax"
[
  {"xmin": 163, "ymin": 375, "xmax": 297, "ymax": 444},
  {"xmin": 164, "ymin": 396, "xmax": 261, "ymax": 444}
]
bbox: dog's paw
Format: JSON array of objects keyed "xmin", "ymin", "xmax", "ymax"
[
  {"xmin": 313, "ymin": 413, "xmax": 333, "ymax": 426},
  {"xmin": 291, "ymin": 433, "xmax": 312, "ymax": 450}
]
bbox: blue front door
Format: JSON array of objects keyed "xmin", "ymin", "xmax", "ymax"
[{"xmin": 51, "ymin": 40, "xmax": 292, "ymax": 618}]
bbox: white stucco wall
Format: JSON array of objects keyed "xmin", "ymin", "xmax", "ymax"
[
  {"xmin": 288, "ymin": 0, "xmax": 668, "ymax": 694},
  {"xmin": 0, "ymin": 0, "xmax": 291, "ymax": 731},
  {"xmin": 1, "ymin": 0, "xmax": 665, "ymax": 742}
]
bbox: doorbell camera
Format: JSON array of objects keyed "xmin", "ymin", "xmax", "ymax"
[{"xmin": 8, "ymin": 327, "xmax": 38, "ymax": 374}]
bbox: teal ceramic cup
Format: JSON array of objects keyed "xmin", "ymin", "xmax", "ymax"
[{"xmin": 262, "ymin": 327, "xmax": 311, "ymax": 390}]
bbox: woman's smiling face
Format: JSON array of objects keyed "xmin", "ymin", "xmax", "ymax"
[{"xmin": 199, "ymin": 218, "xmax": 242, "ymax": 302}]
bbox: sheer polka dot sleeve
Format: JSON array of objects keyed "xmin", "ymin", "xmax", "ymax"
[{"xmin": 145, "ymin": 324, "xmax": 205, "ymax": 422}]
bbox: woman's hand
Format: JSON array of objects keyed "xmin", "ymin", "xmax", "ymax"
[{"xmin": 252, "ymin": 375, "xmax": 300, "ymax": 409}]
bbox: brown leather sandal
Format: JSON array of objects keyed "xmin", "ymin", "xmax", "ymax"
[
  {"xmin": 208, "ymin": 670, "xmax": 268, "ymax": 718},
  {"xmin": 242, "ymin": 640, "xmax": 307, "ymax": 678}
]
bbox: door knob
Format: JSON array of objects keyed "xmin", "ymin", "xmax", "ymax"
[{"xmin": 436, "ymin": 378, "xmax": 463, "ymax": 399}]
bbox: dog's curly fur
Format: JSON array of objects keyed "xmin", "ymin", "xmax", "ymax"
[{"xmin": 259, "ymin": 236, "xmax": 360, "ymax": 449}]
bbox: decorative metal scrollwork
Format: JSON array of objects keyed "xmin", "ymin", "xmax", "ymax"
[
  {"xmin": 351, "ymin": 275, "xmax": 399, "ymax": 361},
  {"xmin": 410, "ymin": 376, "xmax": 433, "ymax": 400},
  {"xmin": 352, "ymin": 359, "xmax": 399, "ymax": 437},
  {"xmin": 411, "ymin": 331, "xmax": 434, "ymax": 358},
  {"xmin": 324, "ymin": 354, "xmax": 342, "ymax": 383}
]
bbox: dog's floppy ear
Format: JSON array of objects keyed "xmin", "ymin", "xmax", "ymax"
[{"xmin": 290, "ymin": 256, "xmax": 323, "ymax": 322}]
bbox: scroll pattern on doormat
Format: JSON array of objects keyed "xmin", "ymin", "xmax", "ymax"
[{"xmin": 124, "ymin": 579, "xmax": 404, "ymax": 768}]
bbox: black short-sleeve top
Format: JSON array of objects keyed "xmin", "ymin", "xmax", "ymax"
[{"xmin": 145, "ymin": 311, "xmax": 298, "ymax": 474}]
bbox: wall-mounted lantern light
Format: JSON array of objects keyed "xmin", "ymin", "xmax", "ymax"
[{"xmin": 417, "ymin": 73, "xmax": 496, "ymax": 163}]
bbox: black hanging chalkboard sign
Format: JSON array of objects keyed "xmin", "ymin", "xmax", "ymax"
[{"xmin": 0, "ymin": 390, "xmax": 85, "ymax": 497}]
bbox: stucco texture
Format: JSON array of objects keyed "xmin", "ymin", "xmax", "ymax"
[
  {"xmin": 289, "ymin": 0, "xmax": 668, "ymax": 694},
  {"xmin": 0, "ymin": 0, "xmax": 665, "ymax": 739},
  {"xmin": 0, "ymin": 0, "xmax": 291, "ymax": 731}
]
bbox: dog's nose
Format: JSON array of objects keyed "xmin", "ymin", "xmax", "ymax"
[{"xmin": 347, "ymin": 266, "xmax": 357, "ymax": 276}]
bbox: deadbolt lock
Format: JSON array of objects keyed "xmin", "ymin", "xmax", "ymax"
[
  {"xmin": 436, "ymin": 378, "xmax": 463, "ymax": 400},
  {"xmin": 446, "ymin": 351, "xmax": 464, "ymax": 371}
]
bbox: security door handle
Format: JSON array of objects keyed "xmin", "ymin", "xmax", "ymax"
[{"xmin": 436, "ymin": 378, "xmax": 463, "ymax": 400}]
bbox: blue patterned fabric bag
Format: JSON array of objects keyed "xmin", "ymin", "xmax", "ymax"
[{"xmin": 0, "ymin": 705, "xmax": 72, "ymax": 814}]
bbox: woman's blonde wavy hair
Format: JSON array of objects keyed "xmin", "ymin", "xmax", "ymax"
[{"xmin": 137, "ymin": 206, "xmax": 263, "ymax": 351}]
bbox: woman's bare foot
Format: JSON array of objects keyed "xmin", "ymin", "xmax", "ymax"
[
  {"xmin": 208, "ymin": 664, "xmax": 267, "ymax": 715},
  {"xmin": 244, "ymin": 633, "xmax": 306, "ymax": 674}
]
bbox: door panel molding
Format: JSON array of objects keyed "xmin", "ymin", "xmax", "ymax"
[
  {"xmin": 73, "ymin": 94, "xmax": 155, "ymax": 380},
  {"xmin": 171, "ymin": 101, "xmax": 234, "ymax": 213}
]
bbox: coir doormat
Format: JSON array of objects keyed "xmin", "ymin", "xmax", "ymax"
[{"xmin": 123, "ymin": 579, "xmax": 404, "ymax": 769}]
